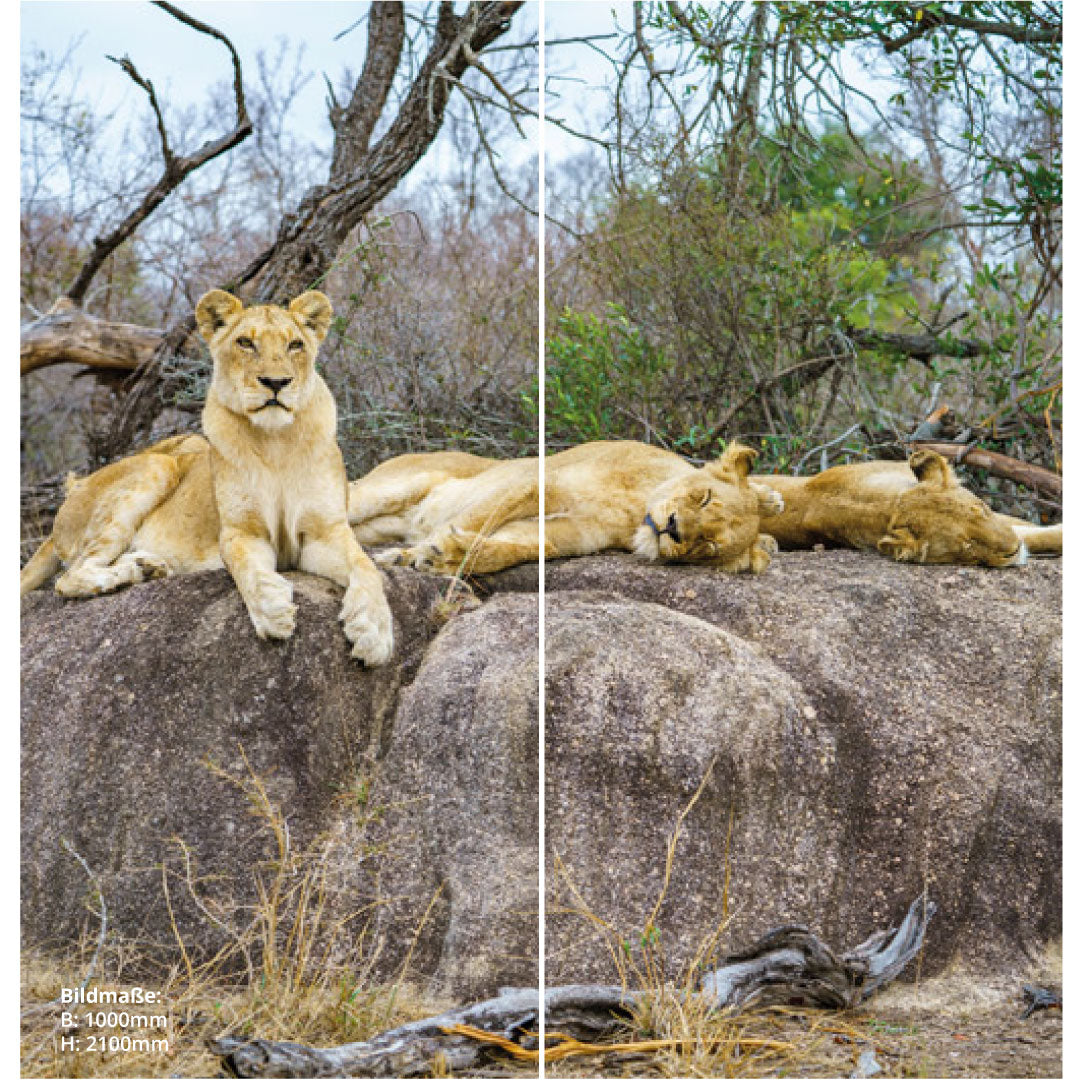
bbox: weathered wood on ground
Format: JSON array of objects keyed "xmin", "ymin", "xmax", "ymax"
[
  {"xmin": 701, "ymin": 894, "xmax": 935, "ymax": 1009},
  {"xmin": 211, "ymin": 897, "xmax": 934, "ymax": 1078}
]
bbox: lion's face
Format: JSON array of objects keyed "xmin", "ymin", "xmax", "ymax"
[
  {"xmin": 878, "ymin": 450, "xmax": 1026, "ymax": 567},
  {"xmin": 196, "ymin": 290, "xmax": 332, "ymax": 431},
  {"xmin": 632, "ymin": 443, "xmax": 776, "ymax": 568}
]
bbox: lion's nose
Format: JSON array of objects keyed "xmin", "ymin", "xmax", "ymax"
[{"xmin": 258, "ymin": 377, "xmax": 292, "ymax": 393}]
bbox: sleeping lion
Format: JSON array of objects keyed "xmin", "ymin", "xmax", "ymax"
[
  {"xmin": 760, "ymin": 448, "xmax": 1061, "ymax": 566},
  {"xmin": 348, "ymin": 442, "xmax": 1060, "ymax": 573},
  {"xmin": 348, "ymin": 440, "xmax": 783, "ymax": 575}
]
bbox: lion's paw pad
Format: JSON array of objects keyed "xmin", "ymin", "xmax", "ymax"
[
  {"xmin": 373, "ymin": 548, "xmax": 405, "ymax": 567},
  {"xmin": 132, "ymin": 552, "xmax": 172, "ymax": 579}
]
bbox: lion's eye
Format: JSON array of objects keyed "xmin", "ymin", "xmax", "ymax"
[
  {"xmin": 288, "ymin": 339, "xmax": 304, "ymax": 351},
  {"xmin": 236, "ymin": 336, "xmax": 255, "ymax": 349},
  {"xmin": 700, "ymin": 490, "xmax": 713, "ymax": 509}
]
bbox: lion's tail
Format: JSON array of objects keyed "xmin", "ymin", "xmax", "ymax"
[{"xmin": 20, "ymin": 536, "xmax": 60, "ymax": 595}]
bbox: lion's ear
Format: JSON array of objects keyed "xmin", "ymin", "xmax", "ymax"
[
  {"xmin": 708, "ymin": 442, "xmax": 757, "ymax": 483},
  {"xmin": 195, "ymin": 290, "xmax": 244, "ymax": 341},
  {"xmin": 908, "ymin": 448, "xmax": 955, "ymax": 489},
  {"xmin": 289, "ymin": 291, "xmax": 333, "ymax": 342}
]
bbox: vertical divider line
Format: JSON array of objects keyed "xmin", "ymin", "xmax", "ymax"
[{"xmin": 537, "ymin": 2, "xmax": 547, "ymax": 1075}]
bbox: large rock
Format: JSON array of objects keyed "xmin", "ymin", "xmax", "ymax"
[
  {"xmin": 373, "ymin": 594, "xmax": 539, "ymax": 999},
  {"xmin": 541, "ymin": 553, "xmax": 1061, "ymax": 983},
  {"xmin": 21, "ymin": 552, "xmax": 1060, "ymax": 1000}
]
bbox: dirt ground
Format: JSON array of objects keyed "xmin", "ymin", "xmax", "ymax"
[{"xmin": 22, "ymin": 959, "xmax": 1061, "ymax": 1078}]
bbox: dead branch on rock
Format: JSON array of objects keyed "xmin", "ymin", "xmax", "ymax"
[{"xmin": 211, "ymin": 896, "xmax": 934, "ymax": 1077}]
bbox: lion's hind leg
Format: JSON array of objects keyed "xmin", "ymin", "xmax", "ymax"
[
  {"xmin": 377, "ymin": 519, "xmax": 546, "ymax": 575},
  {"xmin": 52, "ymin": 453, "xmax": 184, "ymax": 598},
  {"xmin": 1011, "ymin": 521, "xmax": 1062, "ymax": 557},
  {"xmin": 377, "ymin": 467, "xmax": 543, "ymax": 575},
  {"xmin": 56, "ymin": 551, "xmax": 176, "ymax": 598},
  {"xmin": 381, "ymin": 513, "xmax": 618, "ymax": 575}
]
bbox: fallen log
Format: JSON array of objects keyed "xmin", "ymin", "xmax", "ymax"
[
  {"xmin": 911, "ymin": 441, "xmax": 1062, "ymax": 500},
  {"xmin": 211, "ymin": 896, "xmax": 935, "ymax": 1078},
  {"xmin": 20, "ymin": 300, "xmax": 166, "ymax": 376}
]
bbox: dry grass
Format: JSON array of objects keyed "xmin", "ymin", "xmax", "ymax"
[{"xmin": 21, "ymin": 754, "xmax": 454, "ymax": 1078}]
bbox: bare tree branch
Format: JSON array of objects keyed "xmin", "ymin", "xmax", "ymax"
[
  {"xmin": 328, "ymin": 3, "xmax": 405, "ymax": 177},
  {"xmin": 63, "ymin": 2, "xmax": 251, "ymax": 306}
]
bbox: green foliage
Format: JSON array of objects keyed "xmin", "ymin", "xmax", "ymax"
[
  {"xmin": 546, "ymin": 142, "xmax": 925, "ymax": 460},
  {"xmin": 530, "ymin": 305, "xmax": 670, "ymax": 445}
]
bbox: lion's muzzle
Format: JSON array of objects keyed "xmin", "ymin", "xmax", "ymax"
[{"xmin": 644, "ymin": 511, "xmax": 681, "ymax": 544}]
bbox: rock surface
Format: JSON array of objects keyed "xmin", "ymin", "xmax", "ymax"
[
  {"xmin": 21, "ymin": 552, "xmax": 1061, "ymax": 998},
  {"xmin": 537, "ymin": 553, "xmax": 1061, "ymax": 985}
]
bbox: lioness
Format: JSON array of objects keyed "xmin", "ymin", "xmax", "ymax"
[
  {"xmin": 348, "ymin": 440, "xmax": 783, "ymax": 574},
  {"xmin": 759, "ymin": 448, "xmax": 1062, "ymax": 567},
  {"xmin": 20, "ymin": 290, "xmax": 394, "ymax": 665}
]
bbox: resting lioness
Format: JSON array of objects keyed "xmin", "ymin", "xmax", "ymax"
[
  {"xmin": 759, "ymin": 448, "xmax": 1062, "ymax": 567},
  {"xmin": 348, "ymin": 440, "xmax": 783, "ymax": 574},
  {"xmin": 20, "ymin": 290, "xmax": 394, "ymax": 665}
]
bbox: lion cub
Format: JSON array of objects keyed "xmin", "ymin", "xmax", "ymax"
[{"xmin": 20, "ymin": 290, "xmax": 394, "ymax": 666}]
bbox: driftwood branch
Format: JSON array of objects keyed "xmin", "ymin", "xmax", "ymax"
[
  {"xmin": 911, "ymin": 441, "xmax": 1062, "ymax": 500},
  {"xmin": 703, "ymin": 894, "xmax": 935, "ymax": 1009},
  {"xmin": 212, "ymin": 897, "xmax": 934, "ymax": 1078},
  {"xmin": 63, "ymin": 2, "xmax": 251, "ymax": 307}
]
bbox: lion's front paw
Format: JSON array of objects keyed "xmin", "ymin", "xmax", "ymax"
[
  {"xmin": 756, "ymin": 533, "xmax": 779, "ymax": 556},
  {"xmin": 248, "ymin": 572, "xmax": 297, "ymax": 640},
  {"xmin": 752, "ymin": 482, "xmax": 785, "ymax": 518},
  {"xmin": 55, "ymin": 567, "xmax": 105, "ymax": 598},
  {"xmin": 340, "ymin": 584, "xmax": 394, "ymax": 666},
  {"xmin": 748, "ymin": 533, "xmax": 778, "ymax": 574}
]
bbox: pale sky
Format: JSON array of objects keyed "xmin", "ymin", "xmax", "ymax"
[
  {"xmin": 20, "ymin": 1, "xmax": 628, "ymax": 171},
  {"xmin": 21, "ymin": 2, "xmax": 377, "ymax": 152}
]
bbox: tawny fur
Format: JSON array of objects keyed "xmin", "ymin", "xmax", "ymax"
[
  {"xmin": 348, "ymin": 440, "xmax": 782, "ymax": 575},
  {"xmin": 758, "ymin": 449, "xmax": 1061, "ymax": 567},
  {"xmin": 20, "ymin": 290, "xmax": 393, "ymax": 665}
]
